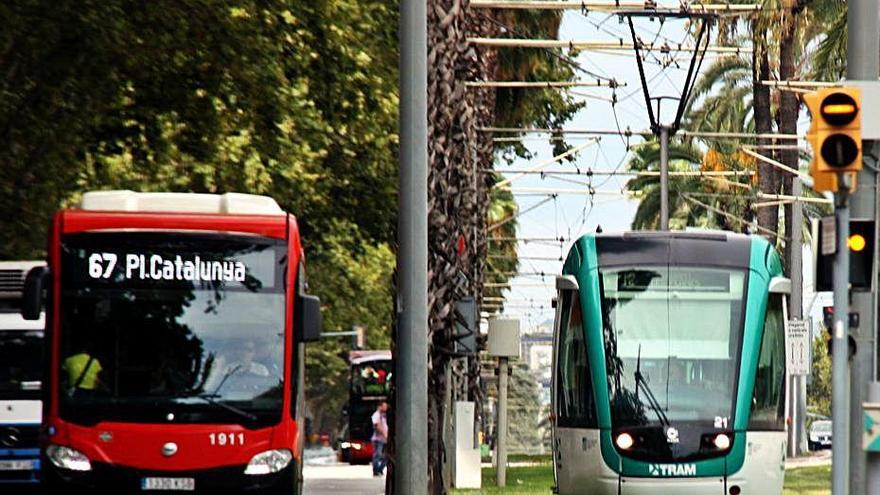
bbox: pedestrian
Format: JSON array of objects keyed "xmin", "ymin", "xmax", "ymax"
[{"xmin": 371, "ymin": 400, "xmax": 389, "ymax": 477}]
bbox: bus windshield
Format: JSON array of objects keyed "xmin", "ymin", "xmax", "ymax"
[
  {"xmin": 600, "ymin": 266, "xmax": 746, "ymax": 432},
  {"xmin": 0, "ymin": 330, "xmax": 42, "ymax": 400},
  {"xmin": 58, "ymin": 232, "xmax": 287, "ymax": 426}
]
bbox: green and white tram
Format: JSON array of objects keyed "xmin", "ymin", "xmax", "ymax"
[{"xmin": 551, "ymin": 231, "xmax": 788, "ymax": 495}]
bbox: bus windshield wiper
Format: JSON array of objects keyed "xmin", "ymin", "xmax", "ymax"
[
  {"xmin": 189, "ymin": 393, "xmax": 257, "ymax": 422},
  {"xmin": 634, "ymin": 345, "xmax": 670, "ymax": 428}
]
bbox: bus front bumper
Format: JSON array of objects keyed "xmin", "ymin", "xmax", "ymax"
[{"xmin": 45, "ymin": 459, "xmax": 296, "ymax": 493}]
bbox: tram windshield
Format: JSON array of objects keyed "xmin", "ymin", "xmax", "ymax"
[
  {"xmin": 600, "ymin": 266, "xmax": 746, "ymax": 430},
  {"xmin": 57, "ymin": 232, "xmax": 287, "ymax": 427}
]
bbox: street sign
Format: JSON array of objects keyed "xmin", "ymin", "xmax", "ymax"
[
  {"xmin": 863, "ymin": 404, "xmax": 880, "ymax": 452},
  {"xmin": 786, "ymin": 319, "xmax": 811, "ymax": 376},
  {"xmin": 821, "ymin": 216, "xmax": 836, "ymax": 256}
]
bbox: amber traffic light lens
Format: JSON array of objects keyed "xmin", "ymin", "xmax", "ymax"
[
  {"xmin": 849, "ymin": 234, "xmax": 867, "ymax": 252},
  {"xmin": 821, "ymin": 93, "xmax": 859, "ymax": 125},
  {"xmin": 821, "ymin": 134, "xmax": 860, "ymax": 168}
]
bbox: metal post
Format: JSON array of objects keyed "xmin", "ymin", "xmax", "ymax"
[
  {"xmin": 790, "ymin": 179, "xmax": 806, "ymax": 456},
  {"xmin": 833, "ymin": 186, "xmax": 851, "ymax": 495},
  {"xmin": 397, "ymin": 0, "xmax": 429, "ymax": 492},
  {"xmin": 659, "ymin": 125, "xmax": 670, "ymax": 231},
  {"xmin": 496, "ymin": 357, "xmax": 509, "ymax": 487},
  {"xmin": 848, "ymin": 0, "xmax": 880, "ymax": 488}
]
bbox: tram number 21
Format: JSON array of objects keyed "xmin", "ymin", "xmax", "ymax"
[
  {"xmin": 714, "ymin": 417, "xmax": 730, "ymax": 429},
  {"xmin": 209, "ymin": 432, "xmax": 245, "ymax": 446}
]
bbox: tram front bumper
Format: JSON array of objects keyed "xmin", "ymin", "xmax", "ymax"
[{"xmin": 597, "ymin": 475, "xmax": 748, "ymax": 495}]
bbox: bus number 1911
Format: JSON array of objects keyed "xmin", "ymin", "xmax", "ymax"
[{"xmin": 208, "ymin": 433, "xmax": 245, "ymax": 446}]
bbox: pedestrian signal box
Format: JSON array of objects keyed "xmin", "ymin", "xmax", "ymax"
[
  {"xmin": 804, "ymin": 87, "xmax": 862, "ymax": 192},
  {"xmin": 815, "ymin": 219, "xmax": 875, "ymax": 291}
]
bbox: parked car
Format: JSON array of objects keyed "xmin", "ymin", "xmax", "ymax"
[{"xmin": 809, "ymin": 420, "xmax": 833, "ymax": 450}]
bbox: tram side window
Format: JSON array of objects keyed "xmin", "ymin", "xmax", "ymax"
[
  {"xmin": 556, "ymin": 291, "xmax": 597, "ymax": 428},
  {"xmin": 750, "ymin": 294, "xmax": 786, "ymax": 430}
]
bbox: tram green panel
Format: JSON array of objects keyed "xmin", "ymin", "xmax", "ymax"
[
  {"xmin": 570, "ymin": 235, "xmax": 614, "ymax": 430},
  {"xmin": 733, "ymin": 238, "xmax": 781, "ymax": 431}
]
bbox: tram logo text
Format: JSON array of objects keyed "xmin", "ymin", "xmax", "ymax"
[{"xmin": 648, "ymin": 463, "xmax": 697, "ymax": 477}]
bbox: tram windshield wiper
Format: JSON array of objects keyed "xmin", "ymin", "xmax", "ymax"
[{"xmin": 634, "ymin": 345, "xmax": 670, "ymax": 428}]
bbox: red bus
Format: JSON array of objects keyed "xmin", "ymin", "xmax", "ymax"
[
  {"xmin": 338, "ymin": 350, "xmax": 391, "ymax": 464},
  {"xmin": 21, "ymin": 191, "xmax": 321, "ymax": 494}
]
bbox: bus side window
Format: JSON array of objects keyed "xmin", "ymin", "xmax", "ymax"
[
  {"xmin": 750, "ymin": 294, "xmax": 786, "ymax": 430},
  {"xmin": 556, "ymin": 290, "xmax": 597, "ymax": 428}
]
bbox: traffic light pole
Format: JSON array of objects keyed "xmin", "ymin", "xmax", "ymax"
[
  {"xmin": 847, "ymin": 0, "xmax": 880, "ymax": 489},
  {"xmin": 833, "ymin": 184, "xmax": 852, "ymax": 495},
  {"xmin": 397, "ymin": 0, "xmax": 429, "ymax": 492}
]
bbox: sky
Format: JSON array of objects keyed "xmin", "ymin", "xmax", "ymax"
[{"xmin": 490, "ymin": 9, "xmax": 830, "ymax": 334}]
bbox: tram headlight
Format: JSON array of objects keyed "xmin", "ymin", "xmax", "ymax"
[
  {"xmin": 244, "ymin": 449, "xmax": 293, "ymax": 475},
  {"xmin": 46, "ymin": 444, "xmax": 92, "ymax": 472},
  {"xmin": 615, "ymin": 432, "xmax": 634, "ymax": 450},
  {"xmin": 713, "ymin": 433, "xmax": 731, "ymax": 451}
]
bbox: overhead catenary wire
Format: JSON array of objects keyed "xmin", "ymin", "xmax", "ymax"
[
  {"xmin": 467, "ymin": 38, "xmax": 752, "ymax": 54},
  {"xmin": 464, "ymin": 80, "xmax": 624, "ymax": 88},
  {"xmin": 493, "ymin": 139, "xmax": 599, "ymax": 188},
  {"xmin": 480, "ymin": 127, "xmax": 803, "ymax": 140},
  {"xmin": 468, "ymin": 0, "xmax": 763, "ymax": 13},
  {"xmin": 488, "ymin": 195, "xmax": 558, "ymax": 232}
]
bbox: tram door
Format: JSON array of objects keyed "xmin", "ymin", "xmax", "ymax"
[{"xmin": 552, "ymin": 278, "xmax": 601, "ymax": 494}]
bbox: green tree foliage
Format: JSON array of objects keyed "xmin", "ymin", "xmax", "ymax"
[
  {"xmin": 0, "ymin": 1, "xmax": 399, "ymax": 435},
  {"xmin": 808, "ymin": 335, "xmax": 832, "ymax": 418},
  {"xmin": 506, "ymin": 363, "xmax": 544, "ymax": 455}
]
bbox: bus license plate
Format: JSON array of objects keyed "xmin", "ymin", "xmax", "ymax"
[
  {"xmin": 141, "ymin": 477, "xmax": 195, "ymax": 491},
  {"xmin": 0, "ymin": 460, "xmax": 35, "ymax": 471}
]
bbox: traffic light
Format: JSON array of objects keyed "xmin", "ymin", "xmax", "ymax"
[
  {"xmin": 822, "ymin": 306, "xmax": 858, "ymax": 359},
  {"xmin": 804, "ymin": 87, "xmax": 862, "ymax": 192},
  {"xmin": 814, "ymin": 219, "xmax": 875, "ymax": 291}
]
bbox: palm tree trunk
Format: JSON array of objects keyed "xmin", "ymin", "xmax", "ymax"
[
  {"xmin": 423, "ymin": 0, "xmax": 494, "ymax": 492},
  {"xmin": 778, "ymin": 18, "xmax": 798, "ymax": 274},
  {"xmin": 752, "ymin": 29, "xmax": 779, "ymax": 237}
]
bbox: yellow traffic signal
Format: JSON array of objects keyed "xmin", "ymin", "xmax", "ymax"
[{"xmin": 804, "ymin": 87, "xmax": 863, "ymax": 192}]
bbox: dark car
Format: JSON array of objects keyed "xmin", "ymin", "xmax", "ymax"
[{"xmin": 809, "ymin": 420, "xmax": 832, "ymax": 450}]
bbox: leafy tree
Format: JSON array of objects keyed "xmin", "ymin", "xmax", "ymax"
[{"xmin": 808, "ymin": 335, "xmax": 832, "ymax": 418}]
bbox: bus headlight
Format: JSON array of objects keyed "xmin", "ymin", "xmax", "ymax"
[
  {"xmin": 615, "ymin": 433, "xmax": 634, "ymax": 450},
  {"xmin": 713, "ymin": 433, "xmax": 731, "ymax": 450},
  {"xmin": 46, "ymin": 444, "xmax": 92, "ymax": 472},
  {"xmin": 244, "ymin": 449, "xmax": 293, "ymax": 475}
]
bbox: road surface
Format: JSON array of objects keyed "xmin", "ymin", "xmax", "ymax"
[{"xmin": 304, "ymin": 447, "xmax": 385, "ymax": 495}]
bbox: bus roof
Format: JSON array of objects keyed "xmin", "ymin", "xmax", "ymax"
[
  {"xmin": 349, "ymin": 350, "xmax": 392, "ymax": 365},
  {"xmin": 80, "ymin": 191, "xmax": 285, "ymax": 216}
]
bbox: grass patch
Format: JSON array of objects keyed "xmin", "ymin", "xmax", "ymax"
[
  {"xmin": 451, "ymin": 461, "xmax": 831, "ymax": 494},
  {"xmin": 453, "ymin": 463, "xmax": 554, "ymax": 495},
  {"xmin": 783, "ymin": 465, "xmax": 831, "ymax": 495}
]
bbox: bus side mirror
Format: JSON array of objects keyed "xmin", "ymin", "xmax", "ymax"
[
  {"xmin": 22, "ymin": 266, "xmax": 49, "ymax": 321},
  {"xmin": 296, "ymin": 294, "xmax": 322, "ymax": 343}
]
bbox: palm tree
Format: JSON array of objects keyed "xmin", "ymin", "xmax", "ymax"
[
  {"xmin": 417, "ymin": 3, "xmax": 585, "ymax": 493},
  {"xmin": 624, "ymin": 139, "xmax": 756, "ymax": 231}
]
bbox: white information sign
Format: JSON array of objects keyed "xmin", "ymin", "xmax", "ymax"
[
  {"xmin": 786, "ymin": 319, "xmax": 811, "ymax": 376},
  {"xmin": 821, "ymin": 216, "xmax": 836, "ymax": 256}
]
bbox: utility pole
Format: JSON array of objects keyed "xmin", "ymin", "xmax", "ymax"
[
  {"xmin": 847, "ymin": 0, "xmax": 880, "ymax": 489},
  {"xmin": 660, "ymin": 124, "xmax": 670, "ymax": 231},
  {"xmin": 397, "ymin": 0, "xmax": 429, "ymax": 492},
  {"xmin": 790, "ymin": 178, "xmax": 806, "ymax": 457},
  {"xmin": 833, "ymin": 186, "xmax": 852, "ymax": 495},
  {"xmin": 496, "ymin": 356, "xmax": 509, "ymax": 488}
]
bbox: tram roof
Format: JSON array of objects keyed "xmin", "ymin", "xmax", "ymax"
[{"xmin": 79, "ymin": 190, "xmax": 285, "ymax": 216}]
